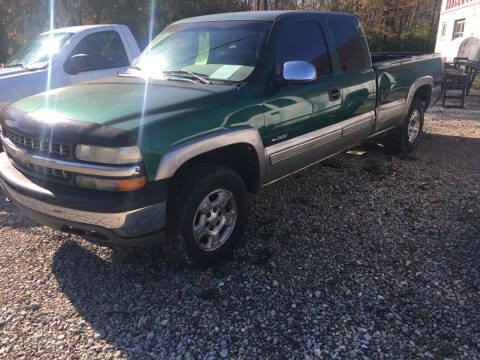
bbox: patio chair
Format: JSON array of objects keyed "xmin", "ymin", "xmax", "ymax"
[{"xmin": 442, "ymin": 37, "xmax": 480, "ymax": 108}]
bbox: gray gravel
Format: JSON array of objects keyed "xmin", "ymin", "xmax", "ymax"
[{"xmin": 1, "ymin": 93, "xmax": 479, "ymax": 359}]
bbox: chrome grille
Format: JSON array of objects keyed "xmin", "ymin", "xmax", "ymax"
[
  {"xmin": 3, "ymin": 128, "xmax": 71, "ymax": 157},
  {"xmin": 11, "ymin": 156, "xmax": 72, "ymax": 182}
]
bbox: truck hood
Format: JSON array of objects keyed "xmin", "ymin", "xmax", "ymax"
[
  {"xmin": 12, "ymin": 76, "xmax": 239, "ymax": 132},
  {"xmin": 0, "ymin": 67, "xmax": 32, "ymax": 78},
  {"xmin": 0, "ymin": 67, "xmax": 48, "ymax": 104}
]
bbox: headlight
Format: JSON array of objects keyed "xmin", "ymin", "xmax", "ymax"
[
  {"xmin": 76, "ymin": 175, "xmax": 147, "ymax": 192},
  {"xmin": 75, "ymin": 145, "xmax": 142, "ymax": 165}
]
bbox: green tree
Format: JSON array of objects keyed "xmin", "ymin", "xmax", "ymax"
[{"xmin": 0, "ymin": 0, "xmax": 443, "ymax": 63}]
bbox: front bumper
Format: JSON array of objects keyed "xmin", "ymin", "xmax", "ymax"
[{"xmin": 0, "ymin": 153, "xmax": 167, "ymax": 245}]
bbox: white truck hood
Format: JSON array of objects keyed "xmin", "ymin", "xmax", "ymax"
[
  {"xmin": 0, "ymin": 67, "xmax": 48, "ymax": 104},
  {"xmin": 0, "ymin": 67, "xmax": 32, "ymax": 78}
]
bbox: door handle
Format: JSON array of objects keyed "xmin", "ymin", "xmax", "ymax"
[{"xmin": 328, "ymin": 88, "xmax": 341, "ymax": 101}]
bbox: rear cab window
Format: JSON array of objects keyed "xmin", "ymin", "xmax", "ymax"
[
  {"xmin": 276, "ymin": 19, "xmax": 332, "ymax": 77},
  {"xmin": 327, "ymin": 18, "xmax": 365, "ymax": 73}
]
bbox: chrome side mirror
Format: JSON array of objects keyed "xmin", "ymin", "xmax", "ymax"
[{"xmin": 282, "ymin": 61, "xmax": 317, "ymax": 84}]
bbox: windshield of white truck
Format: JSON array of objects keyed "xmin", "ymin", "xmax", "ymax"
[
  {"xmin": 129, "ymin": 21, "xmax": 271, "ymax": 82},
  {"xmin": 5, "ymin": 32, "xmax": 73, "ymax": 70}
]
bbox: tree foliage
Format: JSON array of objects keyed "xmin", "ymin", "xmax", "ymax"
[{"xmin": 0, "ymin": 0, "xmax": 442, "ymax": 62}]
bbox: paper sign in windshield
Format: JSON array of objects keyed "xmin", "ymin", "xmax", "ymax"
[
  {"xmin": 210, "ymin": 65, "xmax": 242, "ymax": 80},
  {"xmin": 195, "ymin": 33, "xmax": 210, "ymax": 65}
]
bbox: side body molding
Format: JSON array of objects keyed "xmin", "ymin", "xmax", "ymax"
[
  {"xmin": 154, "ymin": 127, "xmax": 267, "ymax": 185},
  {"xmin": 403, "ymin": 75, "xmax": 434, "ymax": 118}
]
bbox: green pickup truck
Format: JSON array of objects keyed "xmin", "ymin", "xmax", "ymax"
[{"xmin": 0, "ymin": 11, "xmax": 443, "ymax": 266}]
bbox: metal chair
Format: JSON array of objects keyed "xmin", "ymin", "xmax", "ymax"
[{"xmin": 442, "ymin": 37, "xmax": 480, "ymax": 108}]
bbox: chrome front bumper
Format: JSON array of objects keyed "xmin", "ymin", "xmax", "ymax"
[
  {"xmin": 1, "ymin": 179, "xmax": 166, "ymax": 238},
  {"xmin": 0, "ymin": 153, "xmax": 166, "ymax": 244}
]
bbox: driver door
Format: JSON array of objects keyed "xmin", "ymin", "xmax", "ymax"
[
  {"xmin": 263, "ymin": 19, "xmax": 343, "ymax": 182},
  {"xmin": 61, "ymin": 30, "xmax": 130, "ymax": 87}
]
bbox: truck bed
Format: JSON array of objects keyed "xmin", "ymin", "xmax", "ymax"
[
  {"xmin": 372, "ymin": 53, "xmax": 443, "ymax": 102},
  {"xmin": 371, "ymin": 52, "xmax": 443, "ymax": 133},
  {"xmin": 371, "ymin": 52, "xmax": 430, "ymax": 63}
]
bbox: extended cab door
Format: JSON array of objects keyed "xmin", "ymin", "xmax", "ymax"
[
  {"xmin": 263, "ymin": 18, "xmax": 344, "ymax": 182},
  {"xmin": 324, "ymin": 15, "xmax": 376, "ymax": 148},
  {"xmin": 60, "ymin": 30, "xmax": 131, "ymax": 87}
]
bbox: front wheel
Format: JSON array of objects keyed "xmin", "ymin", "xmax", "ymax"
[
  {"xmin": 166, "ymin": 163, "xmax": 249, "ymax": 267},
  {"xmin": 390, "ymin": 98, "xmax": 424, "ymax": 153}
]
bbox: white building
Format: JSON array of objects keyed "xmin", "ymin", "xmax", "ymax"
[{"xmin": 435, "ymin": 0, "xmax": 480, "ymax": 61}]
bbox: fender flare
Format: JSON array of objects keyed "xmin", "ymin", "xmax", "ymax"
[
  {"xmin": 403, "ymin": 76, "xmax": 434, "ymax": 119},
  {"xmin": 154, "ymin": 127, "xmax": 267, "ymax": 186}
]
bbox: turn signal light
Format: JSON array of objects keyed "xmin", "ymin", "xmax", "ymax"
[
  {"xmin": 117, "ymin": 177, "xmax": 147, "ymax": 191},
  {"xmin": 76, "ymin": 175, "xmax": 147, "ymax": 192}
]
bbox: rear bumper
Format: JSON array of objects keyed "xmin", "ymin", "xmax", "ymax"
[{"xmin": 0, "ymin": 153, "xmax": 167, "ymax": 245}]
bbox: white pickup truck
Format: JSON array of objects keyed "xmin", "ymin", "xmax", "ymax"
[{"xmin": 0, "ymin": 24, "xmax": 140, "ymax": 104}]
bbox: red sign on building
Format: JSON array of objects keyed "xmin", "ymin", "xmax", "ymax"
[{"xmin": 446, "ymin": 0, "xmax": 476, "ymax": 10}]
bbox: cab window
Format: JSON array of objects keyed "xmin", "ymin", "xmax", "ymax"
[
  {"xmin": 276, "ymin": 20, "xmax": 332, "ymax": 77},
  {"xmin": 327, "ymin": 19, "xmax": 365, "ymax": 72},
  {"xmin": 69, "ymin": 31, "xmax": 129, "ymax": 72}
]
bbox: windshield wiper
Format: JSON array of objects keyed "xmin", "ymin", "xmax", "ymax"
[
  {"xmin": 162, "ymin": 70, "xmax": 211, "ymax": 84},
  {"xmin": 124, "ymin": 67, "xmax": 212, "ymax": 84},
  {"xmin": 128, "ymin": 66, "xmax": 142, "ymax": 71}
]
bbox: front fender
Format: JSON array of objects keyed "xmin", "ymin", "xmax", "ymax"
[{"xmin": 154, "ymin": 127, "xmax": 266, "ymax": 186}]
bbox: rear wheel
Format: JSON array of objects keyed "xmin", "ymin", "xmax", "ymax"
[
  {"xmin": 390, "ymin": 98, "xmax": 424, "ymax": 153},
  {"xmin": 166, "ymin": 163, "xmax": 248, "ymax": 267}
]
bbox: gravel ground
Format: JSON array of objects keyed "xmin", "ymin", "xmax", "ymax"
[{"xmin": 0, "ymin": 93, "xmax": 479, "ymax": 360}]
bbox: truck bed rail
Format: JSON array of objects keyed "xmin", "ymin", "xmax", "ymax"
[{"xmin": 371, "ymin": 52, "xmax": 430, "ymax": 63}]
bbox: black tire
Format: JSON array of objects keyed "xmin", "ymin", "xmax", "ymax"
[
  {"xmin": 166, "ymin": 163, "xmax": 248, "ymax": 267},
  {"xmin": 390, "ymin": 98, "xmax": 424, "ymax": 153}
]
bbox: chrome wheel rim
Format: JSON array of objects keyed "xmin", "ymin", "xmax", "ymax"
[
  {"xmin": 193, "ymin": 189, "xmax": 237, "ymax": 252},
  {"xmin": 407, "ymin": 109, "xmax": 421, "ymax": 143}
]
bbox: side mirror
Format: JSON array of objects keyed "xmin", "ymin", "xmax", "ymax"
[
  {"xmin": 64, "ymin": 54, "xmax": 93, "ymax": 75},
  {"xmin": 282, "ymin": 61, "xmax": 317, "ymax": 84}
]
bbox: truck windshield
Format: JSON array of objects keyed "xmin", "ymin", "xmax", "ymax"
[
  {"xmin": 130, "ymin": 21, "xmax": 271, "ymax": 82},
  {"xmin": 5, "ymin": 32, "xmax": 73, "ymax": 70}
]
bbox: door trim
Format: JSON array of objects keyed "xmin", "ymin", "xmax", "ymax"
[
  {"xmin": 265, "ymin": 110, "xmax": 374, "ymax": 165},
  {"xmin": 342, "ymin": 111, "xmax": 375, "ymax": 137},
  {"xmin": 265, "ymin": 121, "xmax": 342, "ymax": 165},
  {"xmin": 376, "ymin": 99, "xmax": 406, "ymax": 131},
  {"xmin": 263, "ymin": 111, "xmax": 376, "ymax": 184}
]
